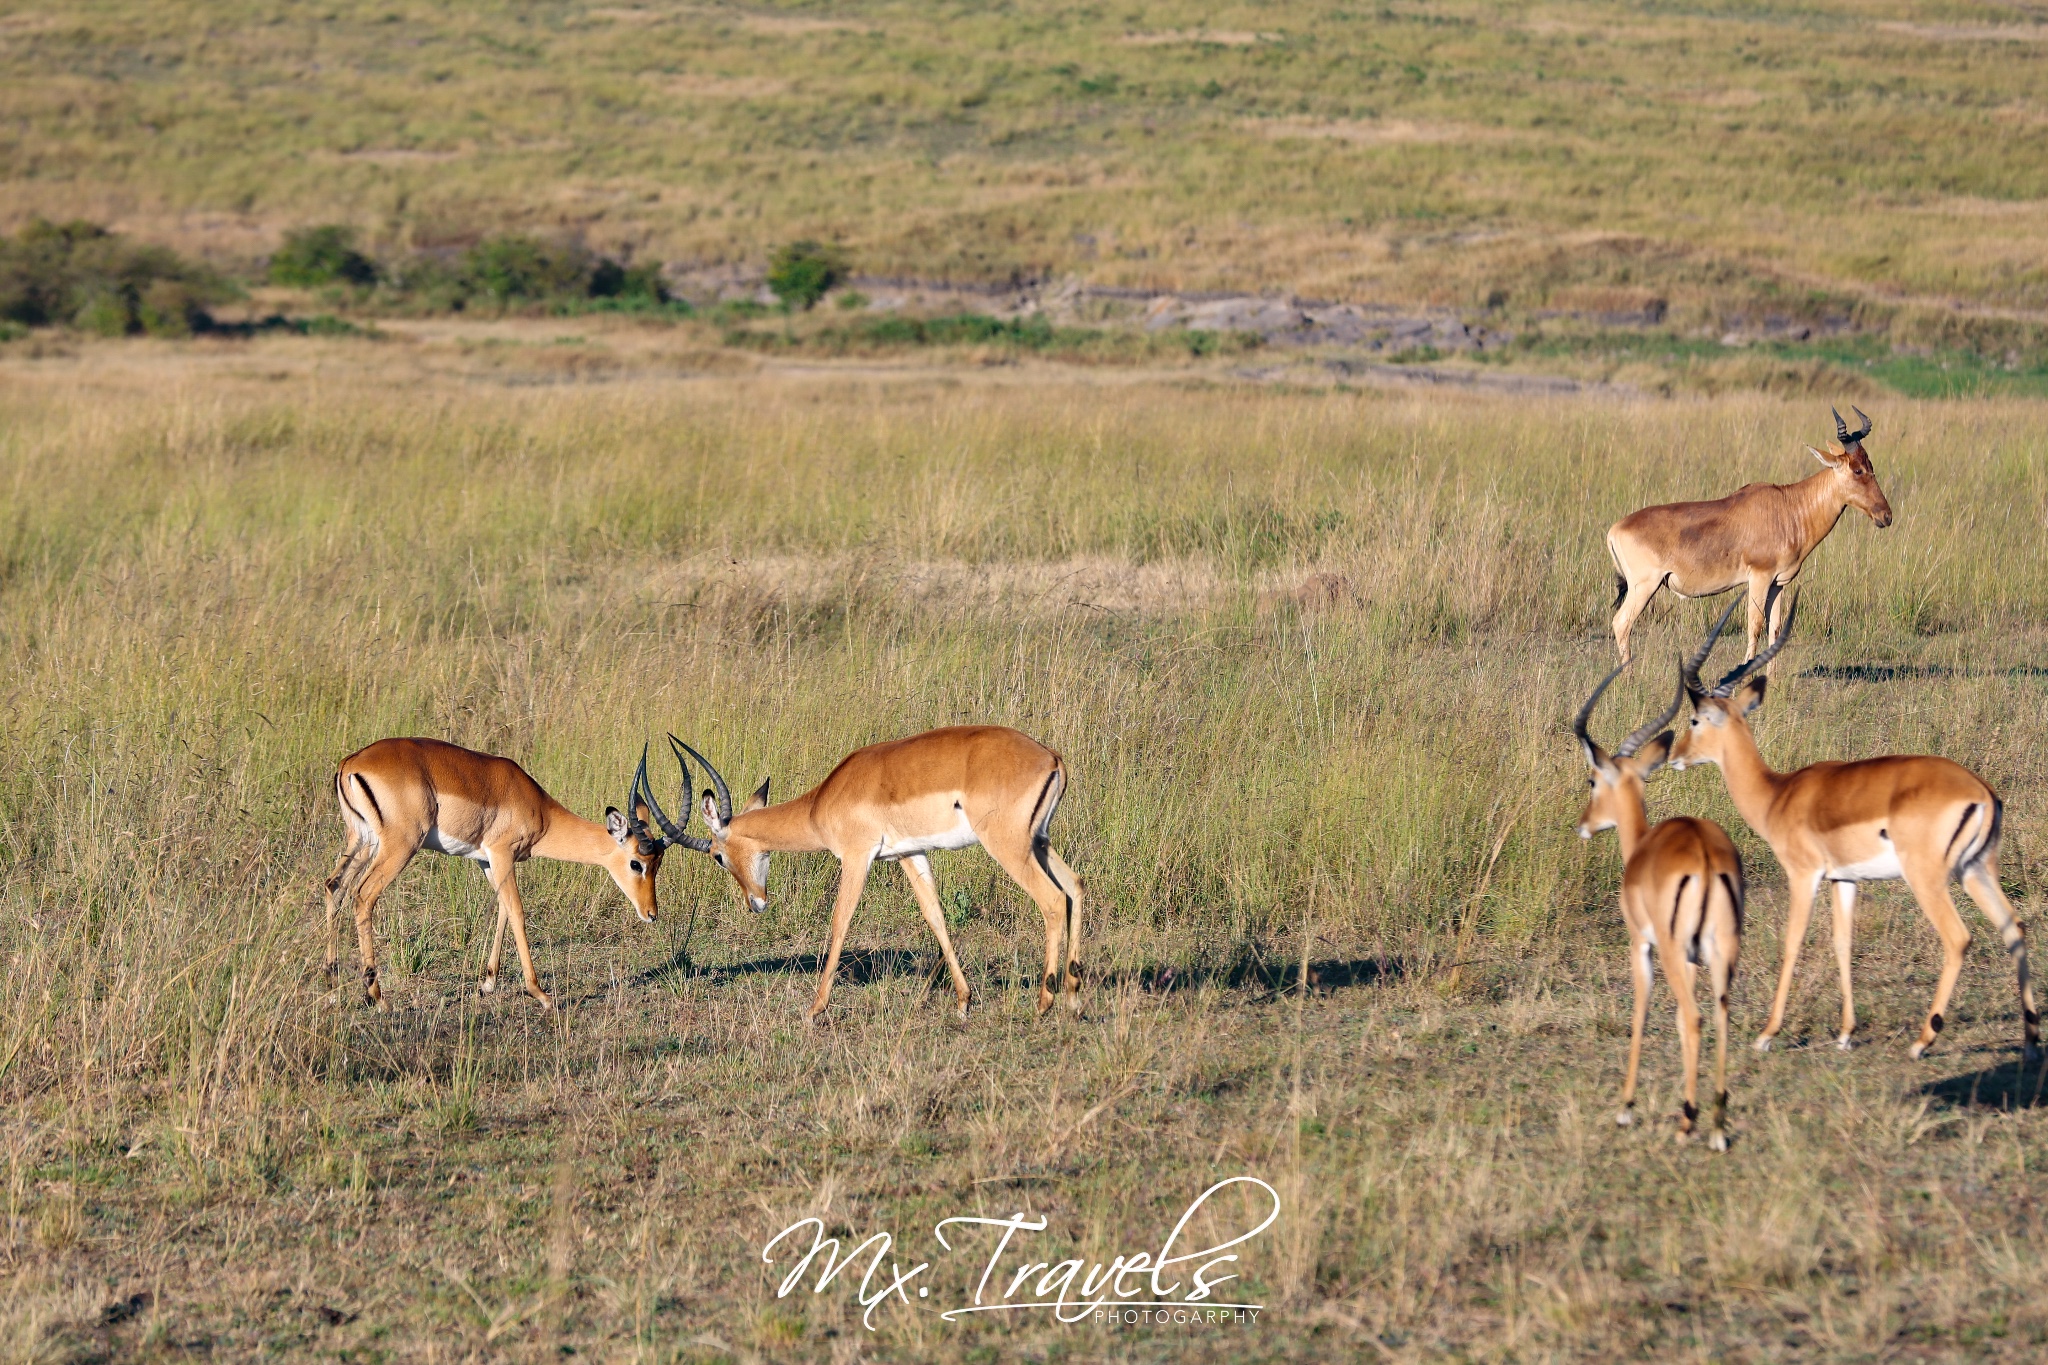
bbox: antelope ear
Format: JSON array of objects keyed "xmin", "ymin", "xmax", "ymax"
[
  {"xmin": 605, "ymin": 808, "xmax": 631, "ymax": 842},
  {"xmin": 1736, "ymin": 676, "xmax": 1768, "ymax": 715},
  {"xmin": 700, "ymin": 790, "xmax": 726, "ymax": 834},
  {"xmin": 745, "ymin": 778, "xmax": 771, "ymax": 814},
  {"xmin": 1632, "ymin": 732, "xmax": 1675, "ymax": 776},
  {"xmin": 1807, "ymin": 444, "xmax": 1842, "ymax": 468}
]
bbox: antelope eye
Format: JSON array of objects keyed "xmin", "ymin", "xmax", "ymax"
[
  {"xmin": 714, "ymin": 853, "xmax": 727, "ymax": 867},
  {"xmin": 629, "ymin": 860, "xmax": 645, "ymax": 875}
]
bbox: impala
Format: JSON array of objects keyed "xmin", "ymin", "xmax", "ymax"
[
  {"xmin": 646, "ymin": 726, "xmax": 1083, "ymax": 1022},
  {"xmin": 1607, "ymin": 407, "xmax": 1891, "ymax": 664},
  {"xmin": 1576, "ymin": 636, "xmax": 1745, "ymax": 1148},
  {"xmin": 1668, "ymin": 594, "xmax": 2038, "ymax": 1060},
  {"xmin": 324, "ymin": 738, "xmax": 678, "ymax": 1010}
]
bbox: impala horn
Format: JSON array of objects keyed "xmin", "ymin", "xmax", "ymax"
[
  {"xmin": 1616, "ymin": 678, "xmax": 1685, "ymax": 759},
  {"xmin": 670, "ymin": 735, "xmax": 733, "ymax": 825},
  {"xmin": 1573, "ymin": 662, "xmax": 1626, "ymax": 766},
  {"xmin": 1832, "ymin": 405, "xmax": 1872, "ymax": 447},
  {"xmin": 1706, "ymin": 586, "xmax": 1798, "ymax": 697},
  {"xmin": 1679, "ymin": 596, "xmax": 1745, "ymax": 700},
  {"xmin": 635, "ymin": 742, "xmax": 707, "ymax": 851}
]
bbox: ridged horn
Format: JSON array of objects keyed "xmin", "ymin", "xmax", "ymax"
[
  {"xmin": 1680, "ymin": 596, "xmax": 1744, "ymax": 699},
  {"xmin": 661, "ymin": 738, "xmax": 713, "ymax": 851},
  {"xmin": 671, "ymin": 735, "xmax": 733, "ymax": 824},
  {"xmin": 633, "ymin": 742, "xmax": 697, "ymax": 850},
  {"xmin": 1710, "ymin": 585, "xmax": 1798, "ymax": 697},
  {"xmin": 1615, "ymin": 677, "xmax": 1685, "ymax": 759},
  {"xmin": 1574, "ymin": 662, "xmax": 1625, "ymax": 765}
]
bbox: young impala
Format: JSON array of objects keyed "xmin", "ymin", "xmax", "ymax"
[
  {"xmin": 324, "ymin": 738, "xmax": 680, "ymax": 1010},
  {"xmin": 1607, "ymin": 406, "xmax": 1892, "ymax": 665},
  {"xmin": 1669, "ymin": 593, "xmax": 2039, "ymax": 1061},
  {"xmin": 1576, "ymin": 631, "xmax": 1745, "ymax": 1148},
  {"xmin": 645, "ymin": 726, "xmax": 1083, "ymax": 1022}
]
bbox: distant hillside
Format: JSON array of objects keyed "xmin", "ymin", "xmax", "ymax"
[{"xmin": 2, "ymin": 1, "xmax": 2046, "ymax": 338}]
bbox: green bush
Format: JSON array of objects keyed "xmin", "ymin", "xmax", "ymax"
[
  {"xmin": 269, "ymin": 226, "xmax": 377, "ymax": 287},
  {"xmin": 588, "ymin": 257, "xmax": 667, "ymax": 303},
  {"xmin": 0, "ymin": 218, "xmax": 229, "ymax": 334},
  {"xmin": 137, "ymin": 280, "xmax": 211, "ymax": 337},
  {"xmin": 767, "ymin": 240, "xmax": 848, "ymax": 311},
  {"xmin": 460, "ymin": 234, "xmax": 591, "ymax": 303}
]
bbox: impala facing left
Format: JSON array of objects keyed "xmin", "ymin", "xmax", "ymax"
[{"xmin": 323, "ymin": 738, "xmax": 680, "ymax": 1010}]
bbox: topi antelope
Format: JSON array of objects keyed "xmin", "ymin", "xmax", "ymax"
[
  {"xmin": 1576, "ymin": 644, "xmax": 1745, "ymax": 1148},
  {"xmin": 1607, "ymin": 406, "xmax": 1891, "ymax": 665},
  {"xmin": 1668, "ymin": 590, "xmax": 2038, "ymax": 1060},
  {"xmin": 648, "ymin": 726, "xmax": 1084, "ymax": 1022},
  {"xmin": 324, "ymin": 738, "xmax": 679, "ymax": 1010}
]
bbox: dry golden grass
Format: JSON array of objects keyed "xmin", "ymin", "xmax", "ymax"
[
  {"xmin": 0, "ymin": 338, "xmax": 2046, "ymax": 1359},
  {"xmin": 3, "ymin": 0, "xmax": 2048, "ymax": 334}
]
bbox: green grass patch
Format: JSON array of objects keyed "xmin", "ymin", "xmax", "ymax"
[{"xmin": 725, "ymin": 311, "xmax": 1258, "ymax": 361}]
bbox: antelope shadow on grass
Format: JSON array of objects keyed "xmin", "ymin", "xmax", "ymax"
[
  {"xmin": 1804, "ymin": 663, "xmax": 2048, "ymax": 683},
  {"xmin": 635, "ymin": 947, "xmax": 1398, "ymax": 997},
  {"xmin": 1918, "ymin": 1058, "xmax": 2048, "ymax": 1111}
]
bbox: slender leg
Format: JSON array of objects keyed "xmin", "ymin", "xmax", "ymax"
[
  {"xmin": 1901, "ymin": 855, "xmax": 1972, "ymax": 1060},
  {"xmin": 1666, "ymin": 946, "xmax": 1706, "ymax": 1141},
  {"xmin": 1757, "ymin": 870, "xmax": 1821, "ymax": 1051},
  {"xmin": 1617, "ymin": 933, "xmax": 1654, "ymax": 1126},
  {"xmin": 1960, "ymin": 859, "xmax": 2040, "ymax": 1061},
  {"xmin": 1611, "ymin": 577, "xmax": 1661, "ymax": 665},
  {"xmin": 1043, "ymin": 847, "xmax": 1085, "ymax": 1011},
  {"xmin": 1707, "ymin": 938, "xmax": 1734, "ymax": 1151},
  {"xmin": 1830, "ymin": 881, "xmax": 1858, "ymax": 1049},
  {"xmin": 979, "ymin": 831, "xmax": 1082, "ymax": 1015},
  {"xmin": 900, "ymin": 855, "xmax": 972, "ymax": 1020},
  {"xmin": 481, "ymin": 895, "xmax": 510, "ymax": 995},
  {"xmin": 323, "ymin": 834, "xmax": 365, "ymax": 984},
  {"xmin": 808, "ymin": 853, "xmax": 874, "ymax": 1024},
  {"xmin": 1744, "ymin": 572, "xmax": 1775, "ymax": 661},
  {"xmin": 486, "ymin": 851, "xmax": 551, "ymax": 1011},
  {"xmin": 346, "ymin": 843, "xmax": 417, "ymax": 1009}
]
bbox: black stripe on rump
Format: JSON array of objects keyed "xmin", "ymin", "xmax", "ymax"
[{"xmin": 353, "ymin": 772, "xmax": 385, "ymax": 825}]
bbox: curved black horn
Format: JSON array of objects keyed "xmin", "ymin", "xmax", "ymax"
[
  {"xmin": 1616, "ymin": 678, "xmax": 1685, "ymax": 759},
  {"xmin": 1711, "ymin": 586, "xmax": 1798, "ymax": 697},
  {"xmin": 662, "ymin": 736, "xmax": 713, "ymax": 851},
  {"xmin": 1681, "ymin": 596, "xmax": 1743, "ymax": 697},
  {"xmin": 1574, "ymin": 662, "xmax": 1625, "ymax": 762},
  {"xmin": 633, "ymin": 743, "xmax": 690, "ymax": 847},
  {"xmin": 672, "ymin": 736, "xmax": 732, "ymax": 823},
  {"xmin": 1833, "ymin": 406, "xmax": 1849, "ymax": 442},
  {"xmin": 1847, "ymin": 405, "xmax": 1872, "ymax": 443}
]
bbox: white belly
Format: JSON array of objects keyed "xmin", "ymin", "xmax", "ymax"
[
  {"xmin": 1828, "ymin": 846, "xmax": 1902, "ymax": 883},
  {"xmin": 876, "ymin": 809, "xmax": 979, "ymax": 861},
  {"xmin": 422, "ymin": 828, "xmax": 486, "ymax": 862}
]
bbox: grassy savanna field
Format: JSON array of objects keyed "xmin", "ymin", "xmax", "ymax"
[
  {"xmin": 0, "ymin": 335, "xmax": 2046, "ymax": 1360},
  {"xmin": 4, "ymin": 0, "xmax": 2048, "ymax": 342}
]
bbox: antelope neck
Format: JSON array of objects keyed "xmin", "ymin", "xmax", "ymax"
[
  {"xmin": 1704, "ymin": 716, "xmax": 1785, "ymax": 834},
  {"xmin": 728, "ymin": 792, "xmax": 826, "ymax": 852},
  {"xmin": 532, "ymin": 803, "xmax": 621, "ymax": 866},
  {"xmin": 1611, "ymin": 793, "xmax": 1652, "ymax": 862},
  {"xmin": 1791, "ymin": 467, "xmax": 1853, "ymax": 546}
]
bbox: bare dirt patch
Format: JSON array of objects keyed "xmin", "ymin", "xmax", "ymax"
[
  {"xmin": 1877, "ymin": 21, "xmax": 2048, "ymax": 43},
  {"xmin": 1120, "ymin": 29, "xmax": 1279, "ymax": 46},
  {"xmin": 1248, "ymin": 117, "xmax": 1504, "ymax": 146},
  {"xmin": 651, "ymin": 73, "xmax": 792, "ymax": 98}
]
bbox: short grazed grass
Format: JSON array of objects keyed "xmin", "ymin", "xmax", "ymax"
[{"xmin": 1, "ymin": 343, "xmax": 2046, "ymax": 1360}]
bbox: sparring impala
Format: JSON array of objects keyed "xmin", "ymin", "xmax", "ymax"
[
  {"xmin": 1576, "ymin": 640, "xmax": 1745, "ymax": 1148},
  {"xmin": 647, "ymin": 726, "xmax": 1083, "ymax": 1022},
  {"xmin": 1668, "ymin": 593, "xmax": 2039, "ymax": 1061},
  {"xmin": 324, "ymin": 738, "xmax": 680, "ymax": 1010},
  {"xmin": 1608, "ymin": 406, "xmax": 1891, "ymax": 665}
]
